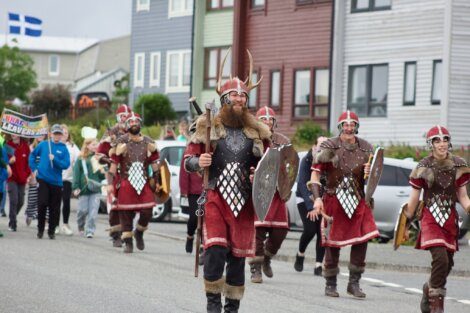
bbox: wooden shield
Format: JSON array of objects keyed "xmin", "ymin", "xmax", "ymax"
[
  {"xmin": 155, "ymin": 159, "xmax": 171, "ymax": 204},
  {"xmin": 277, "ymin": 145, "xmax": 300, "ymax": 202},
  {"xmin": 252, "ymin": 148, "xmax": 280, "ymax": 221},
  {"xmin": 365, "ymin": 147, "xmax": 384, "ymax": 205},
  {"xmin": 393, "ymin": 203, "xmax": 409, "ymax": 250}
]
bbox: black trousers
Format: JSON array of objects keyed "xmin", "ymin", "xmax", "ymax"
[
  {"xmin": 37, "ymin": 179, "xmax": 62, "ymax": 235},
  {"xmin": 297, "ymin": 202, "xmax": 325, "ymax": 262},
  {"xmin": 186, "ymin": 194, "xmax": 200, "ymax": 237},
  {"xmin": 60, "ymin": 181, "xmax": 72, "ymax": 224},
  {"xmin": 204, "ymin": 246, "xmax": 245, "ymax": 287}
]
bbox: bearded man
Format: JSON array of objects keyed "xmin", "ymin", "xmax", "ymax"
[
  {"xmin": 309, "ymin": 110, "xmax": 379, "ymax": 298},
  {"xmin": 97, "ymin": 104, "xmax": 132, "ymax": 247},
  {"xmin": 184, "ymin": 51, "xmax": 271, "ymax": 313},
  {"xmin": 108, "ymin": 112, "xmax": 160, "ymax": 253}
]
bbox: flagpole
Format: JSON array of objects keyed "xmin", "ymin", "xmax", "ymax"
[{"xmin": 47, "ymin": 130, "xmax": 53, "ymax": 168}]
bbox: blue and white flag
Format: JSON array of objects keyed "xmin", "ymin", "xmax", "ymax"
[{"xmin": 8, "ymin": 12, "xmax": 42, "ymax": 37}]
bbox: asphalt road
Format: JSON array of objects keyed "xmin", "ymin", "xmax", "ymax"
[{"xmin": 0, "ymin": 210, "xmax": 469, "ymax": 313}]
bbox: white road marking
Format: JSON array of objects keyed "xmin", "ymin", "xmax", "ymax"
[
  {"xmin": 404, "ymin": 288, "xmax": 422, "ymax": 294},
  {"xmin": 380, "ymin": 282, "xmax": 403, "ymax": 288},
  {"xmin": 457, "ymin": 300, "xmax": 470, "ymax": 305}
]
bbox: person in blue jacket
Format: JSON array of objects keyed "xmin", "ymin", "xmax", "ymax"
[
  {"xmin": 0, "ymin": 142, "xmax": 12, "ymax": 237},
  {"xmin": 29, "ymin": 124, "xmax": 70, "ymax": 239}
]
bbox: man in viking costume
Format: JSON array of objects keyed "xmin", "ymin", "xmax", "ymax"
[
  {"xmin": 184, "ymin": 51, "xmax": 271, "ymax": 313},
  {"xmin": 108, "ymin": 112, "xmax": 160, "ymax": 253},
  {"xmin": 249, "ymin": 106, "xmax": 290, "ymax": 284},
  {"xmin": 403, "ymin": 125, "xmax": 470, "ymax": 313},
  {"xmin": 97, "ymin": 104, "xmax": 132, "ymax": 247},
  {"xmin": 308, "ymin": 110, "xmax": 379, "ymax": 298}
]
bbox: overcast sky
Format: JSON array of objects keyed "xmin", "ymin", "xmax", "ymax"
[{"xmin": 0, "ymin": 0, "xmax": 131, "ymax": 40}]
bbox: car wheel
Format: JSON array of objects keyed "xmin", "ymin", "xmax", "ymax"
[
  {"xmin": 151, "ymin": 198, "xmax": 172, "ymax": 222},
  {"xmin": 459, "ymin": 229, "xmax": 468, "ymax": 240},
  {"xmin": 377, "ymin": 236, "xmax": 390, "ymax": 244},
  {"xmin": 98, "ymin": 199, "xmax": 107, "ymax": 214}
]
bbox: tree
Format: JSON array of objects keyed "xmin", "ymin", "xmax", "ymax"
[
  {"xmin": 0, "ymin": 44, "xmax": 37, "ymax": 103},
  {"xmin": 135, "ymin": 93, "xmax": 177, "ymax": 126},
  {"xmin": 31, "ymin": 84, "xmax": 72, "ymax": 119},
  {"xmin": 112, "ymin": 74, "xmax": 130, "ymax": 104}
]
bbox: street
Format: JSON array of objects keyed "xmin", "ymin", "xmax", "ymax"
[{"xmin": 0, "ymin": 206, "xmax": 469, "ymax": 313}]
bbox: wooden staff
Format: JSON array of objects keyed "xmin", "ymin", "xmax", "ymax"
[{"xmin": 194, "ymin": 102, "xmax": 211, "ymax": 277}]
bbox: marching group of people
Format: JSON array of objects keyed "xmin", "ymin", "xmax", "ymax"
[{"xmin": 1, "ymin": 50, "xmax": 469, "ymax": 313}]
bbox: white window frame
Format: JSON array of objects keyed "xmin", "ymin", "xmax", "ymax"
[
  {"xmin": 136, "ymin": 0, "xmax": 150, "ymax": 12},
  {"xmin": 165, "ymin": 49, "xmax": 191, "ymax": 93},
  {"xmin": 149, "ymin": 52, "xmax": 161, "ymax": 87},
  {"xmin": 133, "ymin": 53, "xmax": 145, "ymax": 88},
  {"xmin": 48, "ymin": 55, "xmax": 60, "ymax": 76},
  {"xmin": 168, "ymin": 0, "xmax": 193, "ymax": 18}
]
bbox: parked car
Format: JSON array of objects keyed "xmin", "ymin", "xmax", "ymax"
[
  {"xmin": 286, "ymin": 153, "xmax": 470, "ymax": 242},
  {"xmin": 98, "ymin": 140, "xmax": 189, "ymax": 222}
]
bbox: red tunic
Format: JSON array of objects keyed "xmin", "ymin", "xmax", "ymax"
[
  {"xmin": 410, "ymin": 173, "xmax": 470, "ymax": 252},
  {"xmin": 313, "ymin": 162, "xmax": 379, "ymax": 248},
  {"xmin": 254, "ymin": 192, "xmax": 289, "ymax": 229}
]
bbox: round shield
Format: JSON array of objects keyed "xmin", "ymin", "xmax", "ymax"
[{"xmin": 277, "ymin": 145, "xmax": 300, "ymax": 202}]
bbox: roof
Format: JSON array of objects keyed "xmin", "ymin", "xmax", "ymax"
[{"xmin": 0, "ymin": 35, "xmax": 98, "ymax": 54}]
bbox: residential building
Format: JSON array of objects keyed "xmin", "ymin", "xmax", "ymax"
[
  {"xmin": 331, "ymin": 0, "xmax": 470, "ymax": 146},
  {"xmin": 191, "ymin": 0, "xmax": 234, "ymax": 110},
  {"xmin": 129, "ymin": 0, "xmax": 193, "ymax": 115},
  {"xmin": 232, "ymin": 0, "xmax": 333, "ymax": 136}
]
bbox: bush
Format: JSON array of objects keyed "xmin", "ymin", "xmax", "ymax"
[
  {"xmin": 383, "ymin": 144, "xmax": 424, "ymax": 161},
  {"xmin": 31, "ymin": 84, "xmax": 72, "ymax": 119},
  {"xmin": 134, "ymin": 94, "xmax": 177, "ymax": 126},
  {"xmin": 292, "ymin": 121, "xmax": 330, "ymax": 151}
]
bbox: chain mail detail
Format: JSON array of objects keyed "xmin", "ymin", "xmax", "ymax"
[
  {"xmin": 128, "ymin": 162, "xmax": 146, "ymax": 195},
  {"xmin": 336, "ymin": 176, "xmax": 360, "ymax": 219},
  {"xmin": 217, "ymin": 162, "xmax": 247, "ymax": 217},
  {"xmin": 225, "ymin": 127, "xmax": 247, "ymax": 154},
  {"xmin": 428, "ymin": 194, "xmax": 452, "ymax": 227}
]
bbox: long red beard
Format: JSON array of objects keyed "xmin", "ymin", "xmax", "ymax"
[{"xmin": 218, "ymin": 105, "xmax": 251, "ymax": 128}]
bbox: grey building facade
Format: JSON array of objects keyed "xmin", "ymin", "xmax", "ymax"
[{"xmin": 130, "ymin": 0, "xmax": 193, "ymax": 115}]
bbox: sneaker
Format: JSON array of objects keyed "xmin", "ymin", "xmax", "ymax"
[
  {"xmin": 48, "ymin": 233, "xmax": 55, "ymax": 240},
  {"xmin": 37, "ymin": 231, "xmax": 44, "ymax": 239},
  {"xmin": 294, "ymin": 253, "xmax": 305, "ymax": 272},
  {"xmin": 86, "ymin": 233, "xmax": 93, "ymax": 238},
  {"xmin": 61, "ymin": 224, "xmax": 73, "ymax": 236},
  {"xmin": 26, "ymin": 217, "xmax": 32, "ymax": 226},
  {"xmin": 314, "ymin": 266, "xmax": 323, "ymax": 276},
  {"xmin": 8, "ymin": 227, "xmax": 16, "ymax": 232},
  {"xmin": 54, "ymin": 227, "xmax": 60, "ymax": 235},
  {"xmin": 1, "ymin": 212, "xmax": 6, "ymax": 217},
  {"xmin": 0, "ymin": 231, "xmax": 4, "ymax": 237}
]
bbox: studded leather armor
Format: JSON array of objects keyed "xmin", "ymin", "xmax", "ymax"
[
  {"xmin": 271, "ymin": 132, "xmax": 290, "ymax": 148},
  {"xmin": 209, "ymin": 127, "xmax": 260, "ymax": 217}
]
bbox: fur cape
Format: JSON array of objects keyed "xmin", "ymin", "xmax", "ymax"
[
  {"xmin": 189, "ymin": 112, "xmax": 271, "ymax": 157},
  {"xmin": 314, "ymin": 136, "xmax": 373, "ymax": 167},
  {"xmin": 109, "ymin": 133, "xmax": 157, "ymax": 157},
  {"xmin": 410, "ymin": 153, "xmax": 469, "ymax": 188}
]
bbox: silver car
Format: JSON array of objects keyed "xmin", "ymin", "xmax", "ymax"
[{"xmin": 287, "ymin": 153, "xmax": 470, "ymax": 242}]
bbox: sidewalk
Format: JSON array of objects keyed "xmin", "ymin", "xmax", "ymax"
[{"xmin": 276, "ymin": 230, "xmax": 470, "ymax": 277}]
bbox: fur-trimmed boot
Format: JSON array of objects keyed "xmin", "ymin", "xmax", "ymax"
[
  {"xmin": 223, "ymin": 284, "xmax": 244, "ymax": 313},
  {"xmin": 205, "ymin": 278, "xmax": 224, "ymax": 313},
  {"xmin": 421, "ymin": 282, "xmax": 430, "ymax": 313},
  {"xmin": 428, "ymin": 288, "xmax": 445, "ymax": 313},
  {"xmin": 347, "ymin": 265, "xmax": 366, "ymax": 298},
  {"xmin": 262, "ymin": 250, "xmax": 274, "ymax": 278},
  {"xmin": 111, "ymin": 232, "xmax": 122, "ymax": 248},
  {"xmin": 324, "ymin": 267, "xmax": 340, "ymax": 297},
  {"xmin": 248, "ymin": 257, "xmax": 263, "ymax": 283},
  {"xmin": 122, "ymin": 232, "xmax": 133, "ymax": 253},
  {"xmin": 134, "ymin": 224, "xmax": 147, "ymax": 251}
]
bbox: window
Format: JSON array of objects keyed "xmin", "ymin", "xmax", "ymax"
[
  {"xmin": 169, "ymin": 0, "xmax": 193, "ymax": 18},
  {"xmin": 293, "ymin": 68, "xmax": 329, "ymax": 118},
  {"xmin": 403, "ymin": 61, "xmax": 416, "ymax": 106},
  {"xmin": 348, "ymin": 64, "xmax": 388, "ymax": 117},
  {"xmin": 166, "ymin": 50, "xmax": 191, "ymax": 93},
  {"xmin": 208, "ymin": 0, "xmax": 234, "ymax": 10},
  {"xmin": 204, "ymin": 47, "xmax": 231, "ymax": 89},
  {"xmin": 133, "ymin": 53, "xmax": 145, "ymax": 88},
  {"xmin": 48, "ymin": 55, "xmax": 60, "ymax": 76},
  {"xmin": 136, "ymin": 0, "xmax": 150, "ymax": 12},
  {"xmin": 296, "ymin": 0, "xmax": 330, "ymax": 5},
  {"xmin": 251, "ymin": 0, "xmax": 265, "ymax": 9},
  {"xmin": 248, "ymin": 72, "xmax": 258, "ymax": 109},
  {"xmin": 351, "ymin": 0, "xmax": 391, "ymax": 12},
  {"xmin": 149, "ymin": 52, "xmax": 161, "ymax": 87},
  {"xmin": 160, "ymin": 146, "xmax": 185, "ymax": 166},
  {"xmin": 270, "ymin": 70, "xmax": 281, "ymax": 108},
  {"xmin": 431, "ymin": 60, "xmax": 442, "ymax": 105}
]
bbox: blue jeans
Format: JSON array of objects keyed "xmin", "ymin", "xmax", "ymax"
[{"xmin": 77, "ymin": 193, "xmax": 100, "ymax": 235}]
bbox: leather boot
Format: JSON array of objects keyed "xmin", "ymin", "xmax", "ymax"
[
  {"xmin": 206, "ymin": 293, "xmax": 222, "ymax": 313},
  {"xmin": 262, "ymin": 251, "xmax": 274, "ymax": 278},
  {"xmin": 224, "ymin": 298, "xmax": 240, "ymax": 313},
  {"xmin": 134, "ymin": 230, "xmax": 145, "ymax": 250},
  {"xmin": 294, "ymin": 253, "xmax": 305, "ymax": 272},
  {"xmin": 250, "ymin": 263, "xmax": 263, "ymax": 283},
  {"xmin": 347, "ymin": 270, "xmax": 366, "ymax": 298},
  {"xmin": 428, "ymin": 288, "xmax": 445, "ymax": 313},
  {"xmin": 123, "ymin": 238, "xmax": 133, "ymax": 253},
  {"xmin": 421, "ymin": 282, "xmax": 430, "ymax": 313},
  {"xmin": 325, "ymin": 276, "xmax": 339, "ymax": 297},
  {"xmin": 186, "ymin": 236, "xmax": 194, "ymax": 253},
  {"xmin": 111, "ymin": 232, "xmax": 122, "ymax": 248}
]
